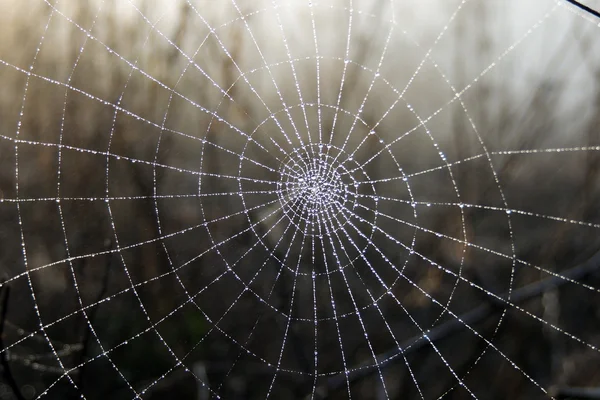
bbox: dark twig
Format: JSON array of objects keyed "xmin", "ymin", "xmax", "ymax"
[
  {"xmin": 434, "ymin": 323, "xmax": 492, "ymax": 400},
  {"xmin": 552, "ymin": 386, "xmax": 600, "ymax": 399},
  {"xmin": 319, "ymin": 248, "xmax": 600, "ymax": 398},
  {"xmin": 275, "ymin": 268, "xmax": 313, "ymax": 377},
  {"xmin": 74, "ymin": 239, "xmax": 112, "ymax": 394},
  {"xmin": 0, "ymin": 280, "xmax": 27, "ymax": 400},
  {"xmin": 565, "ymin": 0, "xmax": 600, "ymax": 19}
]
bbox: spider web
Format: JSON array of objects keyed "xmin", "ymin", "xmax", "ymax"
[{"xmin": 0, "ymin": 0, "xmax": 600, "ymax": 399}]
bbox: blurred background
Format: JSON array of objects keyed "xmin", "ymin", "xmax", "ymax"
[{"xmin": 1, "ymin": 0, "xmax": 600, "ymax": 399}]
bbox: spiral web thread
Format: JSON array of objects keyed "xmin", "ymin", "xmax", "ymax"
[{"xmin": 0, "ymin": 0, "xmax": 599, "ymax": 399}]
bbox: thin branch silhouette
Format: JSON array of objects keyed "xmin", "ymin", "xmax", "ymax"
[
  {"xmin": 0, "ymin": 280, "xmax": 26, "ymax": 400},
  {"xmin": 552, "ymin": 386, "xmax": 600, "ymax": 399},
  {"xmin": 566, "ymin": 0, "xmax": 600, "ymax": 19},
  {"xmin": 74, "ymin": 239, "xmax": 113, "ymax": 396},
  {"xmin": 317, "ymin": 248, "xmax": 600, "ymax": 399}
]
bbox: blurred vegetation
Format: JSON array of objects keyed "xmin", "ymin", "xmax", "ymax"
[{"xmin": 0, "ymin": 1, "xmax": 600, "ymax": 399}]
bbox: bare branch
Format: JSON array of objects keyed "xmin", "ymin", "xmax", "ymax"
[
  {"xmin": 551, "ymin": 386, "xmax": 600, "ymax": 399},
  {"xmin": 318, "ymin": 248, "xmax": 600, "ymax": 398},
  {"xmin": 565, "ymin": 0, "xmax": 600, "ymax": 19},
  {"xmin": 74, "ymin": 239, "xmax": 113, "ymax": 395},
  {"xmin": 0, "ymin": 279, "xmax": 26, "ymax": 400}
]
